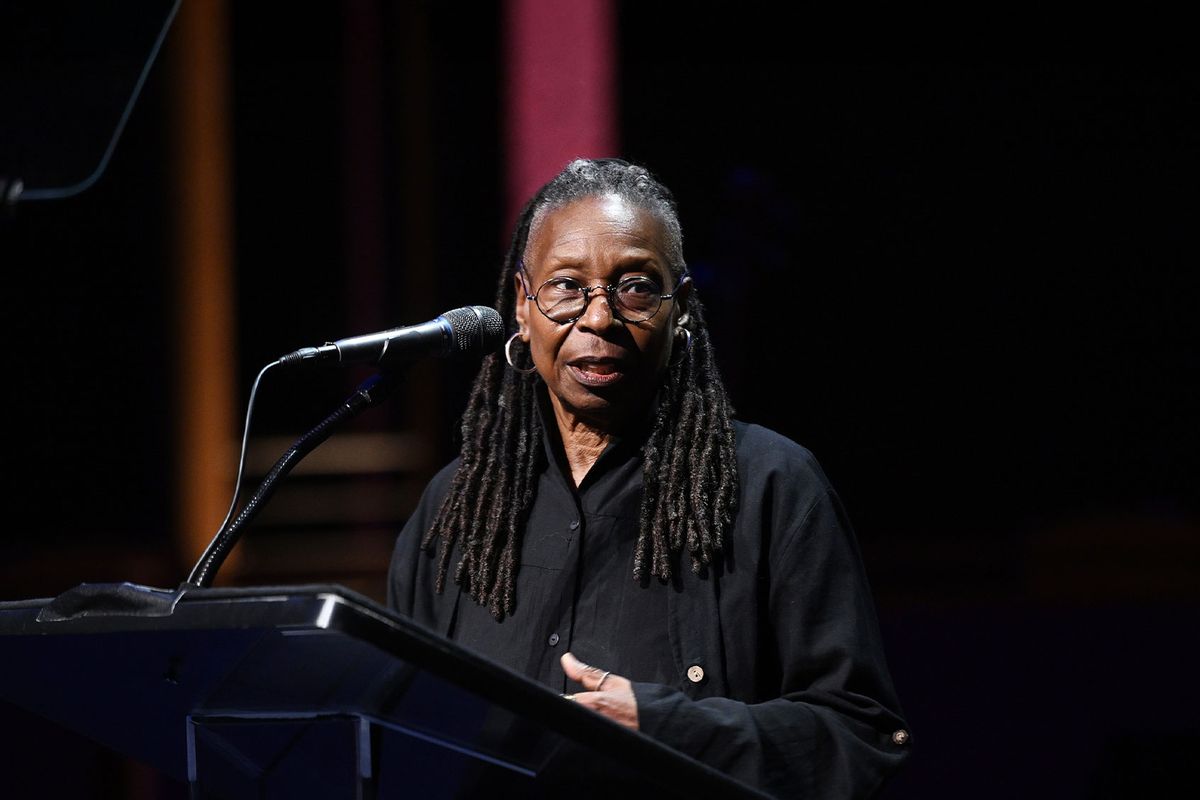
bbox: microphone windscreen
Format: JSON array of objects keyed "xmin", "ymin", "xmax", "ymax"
[{"xmin": 441, "ymin": 305, "xmax": 505, "ymax": 356}]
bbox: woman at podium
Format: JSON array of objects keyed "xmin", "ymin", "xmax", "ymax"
[{"xmin": 389, "ymin": 158, "xmax": 910, "ymax": 799}]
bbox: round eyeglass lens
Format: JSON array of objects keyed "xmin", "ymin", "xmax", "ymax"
[
  {"xmin": 536, "ymin": 278, "xmax": 586, "ymax": 321},
  {"xmin": 614, "ymin": 277, "xmax": 661, "ymax": 320}
]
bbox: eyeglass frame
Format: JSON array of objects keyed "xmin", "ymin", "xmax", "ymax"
[{"xmin": 517, "ymin": 260, "xmax": 691, "ymax": 326}]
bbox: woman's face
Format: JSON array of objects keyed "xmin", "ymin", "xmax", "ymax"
[{"xmin": 516, "ymin": 194, "xmax": 689, "ymax": 433}]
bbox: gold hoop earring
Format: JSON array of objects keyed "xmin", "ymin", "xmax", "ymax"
[{"xmin": 505, "ymin": 333, "xmax": 537, "ymax": 374}]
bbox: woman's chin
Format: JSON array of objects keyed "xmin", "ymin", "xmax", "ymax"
[{"xmin": 553, "ymin": 387, "xmax": 643, "ymax": 431}]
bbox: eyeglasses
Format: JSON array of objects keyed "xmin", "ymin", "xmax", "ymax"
[{"xmin": 522, "ymin": 267, "xmax": 688, "ymax": 325}]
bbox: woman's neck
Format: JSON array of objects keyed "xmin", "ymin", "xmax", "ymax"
[
  {"xmin": 543, "ymin": 386, "xmax": 659, "ymax": 488},
  {"xmin": 554, "ymin": 414, "xmax": 611, "ymax": 488},
  {"xmin": 545, "ymin": 395, "xmax": 621, "ymax": 488}
]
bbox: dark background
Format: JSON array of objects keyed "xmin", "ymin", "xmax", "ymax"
[{"xmin": 3, "ymin": 3, "xmax": 1198, "ymax": 798}]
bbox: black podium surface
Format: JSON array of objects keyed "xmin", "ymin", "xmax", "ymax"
[{"xmin": 0, "ymin": 583, "xmax": 767, "ymax": 798}]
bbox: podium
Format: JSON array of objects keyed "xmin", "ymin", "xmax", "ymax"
[{"xmin": 0, "ymin": 583, "xmax": 767, "ymax": 798}]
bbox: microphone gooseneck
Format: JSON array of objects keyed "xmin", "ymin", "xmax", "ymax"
[{"xmin": 185, "ymin": 370, "xmax": 401, "ymax": 589}]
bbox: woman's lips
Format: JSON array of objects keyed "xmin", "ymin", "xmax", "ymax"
[{"xmin": 568, "ymin": 358, "xmax": 626, "ymax": 387}]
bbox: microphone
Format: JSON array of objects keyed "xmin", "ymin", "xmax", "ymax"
[{"xmin": 279, "ymin": 305, "xmax": 505, "ymax": 367}]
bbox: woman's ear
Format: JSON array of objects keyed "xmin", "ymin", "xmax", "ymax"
[
  {"xmin": 673, "ymin": 275, "xmax": 693, "ymax": 328},
  {"xmin": 514, "ymin": 272, "xmax": 529, "ymax": 339}
]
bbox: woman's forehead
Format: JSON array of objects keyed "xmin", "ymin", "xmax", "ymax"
[{"xmin": 526, "ymin": 195, "xmax": 670, "ymax": 264}]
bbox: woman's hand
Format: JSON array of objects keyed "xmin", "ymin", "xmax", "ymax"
[{"xmin": 560, "ymin": 651, "xmax": 639, "ymax": 731}]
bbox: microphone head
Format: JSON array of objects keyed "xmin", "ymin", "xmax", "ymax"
[{"xmin": 440, "ymin": 305, "xmax": 505, "ymax": 357}]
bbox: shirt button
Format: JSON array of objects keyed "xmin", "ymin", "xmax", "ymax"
[
  {"xmin": 547, "ymin": 632, "xmax": 560, "ymax": 646},
  {"xmin": 569, "ymin": 520, "xmax": 580, "ymax": 530},
  {"xmin": 686, "ymin": 665, "xmax": 704, "ymax": 683},
  {"xmin": 892, "ymin": 729, "xmax": 910, "ymax": 745}
]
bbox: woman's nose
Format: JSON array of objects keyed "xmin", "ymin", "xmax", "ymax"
[{"xmin": 575, "ymin": 285, "xmax": 617, "ymax": 329}]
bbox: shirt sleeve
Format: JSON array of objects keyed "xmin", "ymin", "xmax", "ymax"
[
  {"xmin": 387, "ymin": 458, "xmax": 460, "ymax": 626},
  {"xmin": 633, "ymin": 438, "xmax": 911, "ymax": 799}
]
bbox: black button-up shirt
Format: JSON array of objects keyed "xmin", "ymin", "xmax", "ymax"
[
  {"xmin": 389, "ymin": 396, "xmax": 911, "ymax": 798},
  {"xmin": 448, "ymin": 404, "xmax": 673, "ymax": 693}
]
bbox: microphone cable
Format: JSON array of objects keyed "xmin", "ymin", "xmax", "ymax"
[{"xmin": 213, "ymin": 359, "xmax": 280, "ymax": 542}]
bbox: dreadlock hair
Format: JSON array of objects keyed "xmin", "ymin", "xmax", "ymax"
[{"xmin": 422, "ymin": 158, "xmax": 739, "ymax": 619}]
